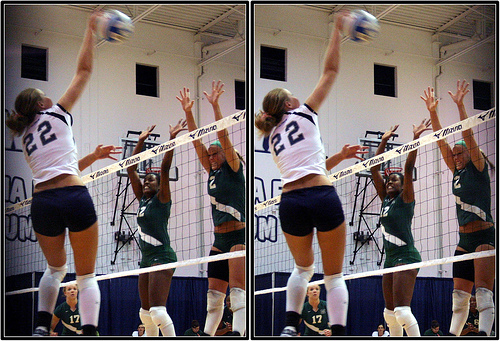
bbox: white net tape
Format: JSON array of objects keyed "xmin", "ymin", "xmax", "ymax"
[
  {"xmin": 6, "ymin": 250, "xmax": 246, "ymax": 296},
  {"xmin": 255, "ymin": 250, "xmax": 495, "ymax": 295}
]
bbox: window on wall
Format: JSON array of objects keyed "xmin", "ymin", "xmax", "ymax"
[
  {"xmin": 472, "ymin": 80, "xmax": 492, "ymax": 110},
  {"xmin": 374, "ymin": 64, "xmax": 396, "ymax": 97},
  {"xmin": 21, "ymin": 45, "xmax": 47, "ymax": 81},
  {"xmin": 260, "ymin": 45, "xmax": 286, "ymax": 81},
  {"xmin": 235, "ymin": 80, "xmax": 245, "ymax": 110},
  {"xmin": 136, "ymin": 64, "xmax": 158, "ymax": 97}
]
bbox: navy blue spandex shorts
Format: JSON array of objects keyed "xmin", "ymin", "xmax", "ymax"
[
  {"xmin": 31, "ymin": 185, "xmax": 97, "ymax": 237},
  {"xmin": 279, "ymin": 185, "xmax": 345, "ymax": 237}
]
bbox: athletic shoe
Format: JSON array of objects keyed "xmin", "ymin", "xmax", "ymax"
[
  {"xmin": 280, "ymin": 326, "xmax": 297, "ymax": 337},
  {"xmin": 33, "ymin": 327, "xmax": 49, "ymax": 336}
]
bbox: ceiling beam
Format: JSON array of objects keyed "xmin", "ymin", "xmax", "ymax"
[
  {"xmin": 436, "ymin": 35, "xmax": 494, "ymax": 66},
  {"xmin": 435, "ymin": 5, "xmax": 479, "ymax": 33},
  {"xmin": 130, "ymin": 4, "xmax": 162, "ymax": 23},
  {"xmin": 376, "ymin": 4, "xmax": 400, "ymax": 19},
  {"xmin": 466, "ymin": 5, "xmax": 495, "ymax": 21},
  {"xmin": 197, "ymin": 6, "xmax": 239, "ymax": 34}
]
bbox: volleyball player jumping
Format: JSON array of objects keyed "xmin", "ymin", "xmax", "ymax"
[
  {"xmin": 177, "ymin": 81, "xmax": 246, "ymax": 336},
  {"xmin": 369, "ymin": 120, "xmax": 431, "ymax": 337},
  {"xmin": 4, "ymin": 11, "xmax": 122, "ymax": 336},
  {"xmin": 255, "ymin": 12, "xmax": 366, "ymax": 336},
  {"xmin": 421, "ymin": 80, "xmax": 495, "ymax": 336},
  {"xmin": 127, "ymin": 119, "xmax": 187, "ymax": 337}
]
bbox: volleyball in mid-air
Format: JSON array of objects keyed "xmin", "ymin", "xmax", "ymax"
[
  {"xmin": 96, "ymin": 10, "xmax": 134, "ymax": 43},
  {"xmin": 343, "ymin": 10, "xmax": 380, "ymax": 42}
]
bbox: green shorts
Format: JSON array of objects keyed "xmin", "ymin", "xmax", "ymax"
[
  {"xmin": 213, "ymin": 228, "xmax": 246, "ymax": 253},
  {"xmin": 458, "ymin": 226, "xmax": 495, "ymax": 253},
  {"xmin": 384, "ymin": 245, "xmax": 421, "ymax": 269},
  {"xmin": 140, "ymin": 246, "xmax": 177, "ymax": 270}
]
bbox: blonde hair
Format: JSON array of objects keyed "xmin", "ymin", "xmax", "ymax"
[
  {"xmin": 6, "ymin": 88, "xmax": 43, "ymax": 136},
  {"xmin": 255, "ymin": 88, "xmax": 290, "ymax": 137}
]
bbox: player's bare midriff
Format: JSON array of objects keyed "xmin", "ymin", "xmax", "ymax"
[
  {"xmin": 34, "ymin": 174, "xmax": 84, "ymax": 193},
  {"xmin": 215, "ymin": 220, "xmax": 245, "ymax": 234},
  {"xmin": 459, "ymin": 219, "xmax": 494, "ymax": 234},
  {"xmin": 282, "ymin": 173, "xmax": 332, "ymax": 193}
]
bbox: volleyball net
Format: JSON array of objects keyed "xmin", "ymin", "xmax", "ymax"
[
  {"xmin": 5, "ymin": 111, "xmax": 246, "ymax": 291},
  {"xmin": 254, "ymin": 108, "xmax": 496, "ymax": 294}
]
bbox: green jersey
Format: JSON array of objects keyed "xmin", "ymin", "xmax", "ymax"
[
  {"xmin": 207, "ymin": 161, "xmax": 245, "ymax": 226},
  {"xmin": 452, "ymin": 161, "xmax": 493, "ymax": 226},
  {"xmin": 423, "ymin": 328, "xmax": 443, "ymax": 336},
  {"xmin": 53, "ymin": 302, "xmax": 82, "ymax": 335},
  {"xmin": 301, "ymin": 300, "xmax": 329, "ymax": 336},
  {"xmin": 137, "ymin": 195, "xmax": 174, "ymax": 258},
  {"xmin": 380, "ymin": 194, "xmax": 421, "ymax": 268}
]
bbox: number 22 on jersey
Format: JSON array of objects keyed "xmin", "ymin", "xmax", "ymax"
[
  {"xmin": 23, "ymin": 121, "xmax": 57, "ymax": 156},
  {"xmin": 271, "ymin": 121, "xmax": 305, "ymax": 156}
]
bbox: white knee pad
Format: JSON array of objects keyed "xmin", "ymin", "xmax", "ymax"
[
  {"xmin": 394, "ymin": 306, "xmax": 420, "ymax": 336},
  {"xmin": 150, "ymin": 306, "xmax": 175, "ymax": 336},
  {"xmin": 139, "ymin": 307, "xmax": 153, "ymax": 324},
  {"xmin": 207, "ymin": 289, "xmax": 226, "ymax": 312},
  {"xmin": 76, "ymin": 273, "xmax": 100, "ymax": 327},
  {"xmin": 139, "ymin": 308, "xmax": 158, "ymax": 337},
  {"xmin": 476, "ymin": 287, "xmax": 494, "ymax": 336},
  {"xmin": 38, "ymin": 264, "xmax": 68, "ymax": 313},
  {"xmin": 286, "ymin": 264, "xmax": 314, "ymax": 313},
  {"xmin": 205, "ymin": 290, "xmax": 226, "ymax": 336},
  {"xmin": 324, "ymin": 272, "xmax": 346, "ymax": 292},
  {"xmin": 230, "ymin": 287, "xmax": 245, "ymax": 312},
  {"xmin": 452, "ymin": 289, "xmax": 471, "ymax": 312},
  {"xmin": 150, "ymin": 306, "xmax": 172, "ymax": 327},
  {"xmin": 476, "ymin": 287, "xmax": 494, "ymax": 312},
  {"xmin": 324, "ymin": 273, "xmax": 348, "ymax": 326},
  {"xmin": 230, "ymin": 287, "xmax": 246, "ymax": 335},
  {"xmin": 383, "ymin": 308, "xmax": 403, "ymax": 337},
  {"xmin": 76, "ymin": 273, "xmax": 98, "ymax": 290},
  {"xmin": 449, "ymin": 289, "xmax": 471, "ymax": 335},
  {"xmin": 293, "ymin": 264, "xmax": 315, "ymax": 282},
  {"xmin": 47, "ymin": 264, "xmax": 68, "ymax": 282}
]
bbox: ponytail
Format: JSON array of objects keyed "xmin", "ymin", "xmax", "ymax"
[
  {"xmin": 255, "ymin": 88, "xmax": 290, "ymax": 137},
  {"xmin": 6, "ymin": 88, "xmax": 43, "ymax": 136},
  {"xmin": 255, "ymin": 110, "xmax": 284, "ymax": 137}
]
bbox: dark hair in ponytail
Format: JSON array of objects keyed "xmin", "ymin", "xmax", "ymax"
[{"xmin": 6, "ymin": 88, "xmax": 43, "ymax": 136}]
